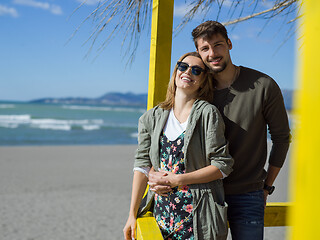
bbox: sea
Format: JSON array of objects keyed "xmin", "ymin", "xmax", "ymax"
[
  {"xmin": 0, "ymin": 101, "xmax": 293, "ymax": 146},
  {"xmin": 0, "ymin": 101, "xmax": 145, "ymax": 146}
]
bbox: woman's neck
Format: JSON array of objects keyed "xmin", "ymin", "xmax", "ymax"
[{"xmin": 173, "ymin": 91, "xmax": 196, "ymax": 123}]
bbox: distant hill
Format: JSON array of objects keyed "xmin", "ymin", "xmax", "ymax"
[
  {"xmin": 29, "ymin": 89, "xmax": 293, "ymax": 109},
  {"xmin": 30, "ymin": 92, "xmax": 148, "ymax": 107}
]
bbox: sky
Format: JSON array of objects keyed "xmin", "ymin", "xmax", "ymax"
[{"xmin": 0, "ymin": 0, "xmax": 298, "ymax": 101}]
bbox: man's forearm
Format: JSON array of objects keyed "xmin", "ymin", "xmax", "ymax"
[
  {"xmin": 265, "ymin": 164, "xmax": 281, "ymax": 186},
  {"xmin": 173, "ymin": 165, "xmax": 223, "ymax": 186}
]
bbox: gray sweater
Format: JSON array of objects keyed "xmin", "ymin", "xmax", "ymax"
[{"xmin": 212, "ymin": 66, "xmax": 291, "ymax": 195}]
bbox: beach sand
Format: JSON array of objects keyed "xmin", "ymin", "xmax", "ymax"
[{"xmin": 0, "ymin": 144, "xmax": 291, "ymax": 240}]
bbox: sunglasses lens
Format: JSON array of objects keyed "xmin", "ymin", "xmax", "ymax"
[
  {"xmin": 177, "ymin": 62, "xmax": 188, "ymax": 72},
  {"xmin": 192, "ymin": 67, "xmax": 203, "ymax": 76}
]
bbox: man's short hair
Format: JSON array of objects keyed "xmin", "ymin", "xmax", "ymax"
[{"xmin": 192, "ymin": 21, "xmax": 229, "ymax": 49}]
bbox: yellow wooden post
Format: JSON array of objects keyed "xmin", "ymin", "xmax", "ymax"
[
  {"xmin": 136, "ymin": 212, "xmax": 163, "ymax": 240},
  {"xmin": 136, "ymin": 1, "xmax": 174, "ymax": 238},
  {"xmin": 287, "ymin": 1, "xmax": 320, "ymax": 239},
  {"xmin": 147, "ymin": 0, "xmax": 174, "ymax": 110}
]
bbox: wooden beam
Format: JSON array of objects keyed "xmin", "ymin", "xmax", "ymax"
[
  {"xmin": 136, "ymin": 202, "xmax": 291, "ymax": 239},
  {"xmin": 147, "ymin": 0, "xmax": 174, "ymax": 110},
  {"xmin": 264, "ymin": 202, "xmax": 291, "ymax": 227},
  {"xmin": 136, "ymin": 212, "xmax": 163, "ymax": 240},
  {"xmin": 288, "ymin": 1, "xmax": 320, "ymax": 239},
  {"xmin": 137, "ymin": 1, "xmax": 174, "ymax": 236}
]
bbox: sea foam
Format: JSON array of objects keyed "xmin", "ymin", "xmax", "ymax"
[
  {"xmin": 0, "ymin": 114, "xmax": 104, "ymax": 131},
  {"xmin": 0, "ymin": 104, "xmax": 15, "ymax": 109},
  {"xmin": 0, "ymin": 115, "xmax": 31, "ymax": 123}
]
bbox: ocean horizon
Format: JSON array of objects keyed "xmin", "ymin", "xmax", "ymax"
[{"xmin": 0, "ymin": 101, "xmax": 145, "ymax": 146}]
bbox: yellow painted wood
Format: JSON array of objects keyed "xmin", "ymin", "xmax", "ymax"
[
  {"xmin": 287, "ymin": 1, "xmax": 320, "ymax": 239},
  {"xmin": 137, "ymin": 2, "xmax": 174, "ymax": 238},
  {"xmin": 264, "ymin": 202, "xmax": 291, "ymax": 227},
  {"xmin": 136, "ymin": 203, "xmax": 291, "ymax": 239},
  {"xmin": 147, "ymin": 0, "xmax": 174, "ymax": 110},
  {"xmin": 136, "ymin": 212, "xmax": 163, "ymax": 240}
]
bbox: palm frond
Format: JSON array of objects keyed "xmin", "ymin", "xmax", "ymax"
[{"xmin": 70, "ymin": 0, "xmax": 301, "ymax": 62}]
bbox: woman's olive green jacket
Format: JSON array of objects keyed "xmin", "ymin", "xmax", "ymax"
[{"xmin": 134, "ymin": 100, "xmax": 234, "ymax": 240}]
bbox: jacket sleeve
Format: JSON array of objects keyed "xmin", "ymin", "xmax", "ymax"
[
  {"xmin": 204, "ymin": 105, "xmax": 234, "ymax": 176},
  {"xmin": 263, "ymin": 79, "xmax": 291, "ymax": 168},
  {"xmin": 134, "ymin": 112, "xmax": 153, "ymax": 169}
]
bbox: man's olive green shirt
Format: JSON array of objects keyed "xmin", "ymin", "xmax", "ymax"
[{"xmin": 212, "ymin": 66, "xmax": 291, "ymax": 195}]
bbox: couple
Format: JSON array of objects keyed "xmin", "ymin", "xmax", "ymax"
[{"xmin": 124, "ymin": 21, "xmax": 290, "ymax": 240}]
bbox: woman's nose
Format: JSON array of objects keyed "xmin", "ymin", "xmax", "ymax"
[{"xmin": 185, "ymin": 67, "xmax": 192, "ymax": 74}]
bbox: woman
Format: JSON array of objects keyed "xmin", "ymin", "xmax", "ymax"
[{"xmin": 123, "ymin": 52, "xmax": 233, "ymax": 240}]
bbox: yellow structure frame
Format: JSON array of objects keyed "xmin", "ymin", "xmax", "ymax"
[
  {"xmin": 147, "ymin": 0, "xmax": 174, "ymax": 110},
  {"xmin": 136, "ymin": 202, "xmax": 292, "ymax": 239},
  {"xmin": 287, "ymin": 0, "xmax": 320, "ymax": 239},
  {"xmin": 137, "ymin": 0, "xmax": 320, "ymax": 239}
]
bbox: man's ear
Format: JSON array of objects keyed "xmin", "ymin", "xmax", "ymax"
[{"xmin": 227, "ymin": 39, "xmax": 232, "ymax": 50}]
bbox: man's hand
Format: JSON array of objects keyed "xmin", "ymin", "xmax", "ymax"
[
  {"xmin": 263, "ymin": 190, "xmax": 268, "ymax": 208},
  {"xmin": 148, "ymin": 167, "xmax": 172, "ymax": 196}
]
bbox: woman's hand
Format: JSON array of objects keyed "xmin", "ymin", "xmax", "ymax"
[
  {"xmin": 123, "ymin": 215, "xmax": 137, "ymax": 240},
  {"xmin": 148, "ymin": 167, "xmax": 172, "ymax": 196},
  {"xmin": 158, "ymin": 170, "xmax": 181, "ymax": 188}
]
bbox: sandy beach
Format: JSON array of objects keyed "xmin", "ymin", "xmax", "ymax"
[{"xmin": 0, "ymin": 144, "xmax": 291, "ymax": 240}]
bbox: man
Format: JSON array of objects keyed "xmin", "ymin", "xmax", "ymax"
[{"xmin": 148, "ymin": 21, "xmax": 291, "ymax": 240}]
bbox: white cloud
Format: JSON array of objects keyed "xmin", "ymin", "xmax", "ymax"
[
  {"xmin": 230, "ymin": 34, "xmax": 240, "ymax": 40},
  {"xmin": 222, "ymin": 0, "xmax": 233, "ymax": 8},
  {"xmin": 174, "ymin": 3, "xmax": 195, "ymax": 18},
  {"xmin": 261, "ymin": 0, "xmax": 274, "ymax": 9},
  {"xmin": 0, "ymin": 4, "xmax": 19, "ymax": 17},
  {"xmin": 75, "ymin": 0, "xmax": 101, "ymax": 6},
  {"xmin": 13, "ymin": 0, "xmax": 63, "ymax": 15},
  {"xmin": 50, "ymin": 4, "xmax": 62, "ymax": 15}
]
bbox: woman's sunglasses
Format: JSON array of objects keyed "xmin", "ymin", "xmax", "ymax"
[{"xmin": 177, "ymin": 61, "xmax": 205, "ymax": 76}]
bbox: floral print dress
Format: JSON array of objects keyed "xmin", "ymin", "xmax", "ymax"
[{"xmin": 154, "ymin": 131, "xmax": 194, "ymax": 240}]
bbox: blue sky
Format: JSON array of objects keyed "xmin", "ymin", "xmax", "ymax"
[{"xmin": 0, "ymin": 0, "xmax": 298, "ymax": 101}]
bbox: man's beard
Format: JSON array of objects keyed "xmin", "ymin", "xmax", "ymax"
[{"xmin": 207, "ymin": 60, "xmax": 227, "ymax": 74}]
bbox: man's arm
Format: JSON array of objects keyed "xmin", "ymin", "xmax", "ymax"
[
  {"xmin": 263, "ymin": 79, "xmax": 291, "ymax": 206},
  {"xmin": 264, "ymin": 79, "xmax": 291, "ymax": 168},
  {"xmin": 159, "ymin": 165, "xmax": 223, "ymax": 188},
  {"xmin": 148, "ymin": 165, "xmax": 224, "ymax": 196}
]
